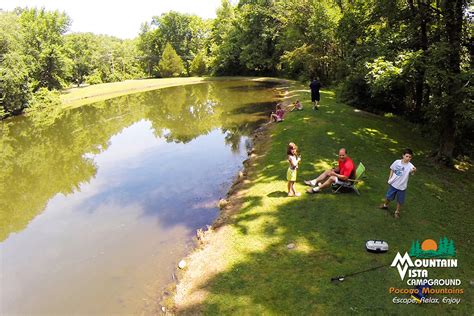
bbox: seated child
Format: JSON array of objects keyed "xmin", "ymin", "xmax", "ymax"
[
  {"xmin": 269, "ymin": 104, "xmax": 285, "ymax": 122},
  {"xmin": 291, "ymin": 100, "xmax": 303, "ymax": 111}
]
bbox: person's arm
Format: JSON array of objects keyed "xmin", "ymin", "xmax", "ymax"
[
  {"xmin": 330, "ymin": 171, "xmax": 349, "ymax": 180},
  {"xmin": 388, "ymin": 169, "xmax": 394, "ymax": 181},
  {"xmin": 387, "ymin": 160, "xmax": 398, "ymax": 180},
  {"xmin": 336, "ymin": 172, "xmax": 349, "ymax": 181},
  {"xmin": 410, "ymin": 164, "xmax": 417, "ymax": 174},
  {"xmin": 335, "ymin": 161, "xmax": 353, "ymax": 181},
  {"xmin": 337, "ymin": 174, "xmax": 348, "ymax": 181},
  {"xmin": 288, "ymin": 156, "xmax": 298, "ymax": 169},
  {"xmin": 330, "ymin": 168, "xmax": 346, "ymax": 180}
]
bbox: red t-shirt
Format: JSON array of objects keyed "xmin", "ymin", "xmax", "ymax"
[{"xmin": 338, "ymin": 157, "xmax": 354, "ymax": 178}]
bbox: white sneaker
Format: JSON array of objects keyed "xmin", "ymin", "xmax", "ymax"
[
  {"xmin": 313, "ymin": 186, "xmax": 321, "ymax": 193},
  {"xmin": 304, "ymin": 180, "xmax": 316, "ymax": 186}
]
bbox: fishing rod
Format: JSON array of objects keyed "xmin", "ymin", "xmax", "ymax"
[{"xmin": 330, "ymin": 263, "xmax": 390, "ymax": 283}]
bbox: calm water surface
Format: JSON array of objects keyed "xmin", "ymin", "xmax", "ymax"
[{"xmin": 0, "ymin": 81, "xmax": 282, "ymax": 314}]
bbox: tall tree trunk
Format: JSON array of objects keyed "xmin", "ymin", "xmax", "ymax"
[
  {"xmin": 413, "ymin": 16, "xmax": 427, "ymax": 122},
  {"xmin": 436, "ymin": 0, "xmax": 465, "ymax": 163},
  {"xmin": 410, "ymin": 0, "xmax": 429, "ymax": 122}
]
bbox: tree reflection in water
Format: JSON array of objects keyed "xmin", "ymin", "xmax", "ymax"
[{"xmin": 0, "ymin": 80, "xmax": 281, "ymax": 241}]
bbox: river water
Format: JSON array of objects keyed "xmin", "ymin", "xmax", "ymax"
[{"xmin": 0, "ymin": 80, "xmax": 282, "ymax": 315}]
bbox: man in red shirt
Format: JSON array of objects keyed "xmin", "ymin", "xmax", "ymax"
[{"xmin": 305, "ymin": 148, "xmax": 354, "ymax": 193}]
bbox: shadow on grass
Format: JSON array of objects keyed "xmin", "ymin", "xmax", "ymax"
[
  {"xmin": 180, "ymin": 184, "xmax": 472, "ymax": 314},
  {"xmin": 178, "ymin": 192, "xmax": 406, "ymax": 314},
  {"xmin": 267, "ymin": 191, "xmax": 288, "ymax": 198},
  {"xmin": 177, "ymin": 83, "xmax": 473, "ymax": 315}
]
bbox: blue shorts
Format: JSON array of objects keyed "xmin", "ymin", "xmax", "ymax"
[{"xmin": 386, "ymin": 185, "xmax": 406, "ymax": 204}]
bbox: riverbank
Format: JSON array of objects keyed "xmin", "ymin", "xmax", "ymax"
[
  {"xmin": 168, "ymin": 110, "xmax": 277, "ymax": 313},
  {"xmin": 60, "ymin": 77, "xmax": 286, "ymax": 110},
  {"xmin": 169, "ymin": 83, "xmax": 473, "ymax": 314}
]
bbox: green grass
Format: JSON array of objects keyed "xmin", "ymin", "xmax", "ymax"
[{"xmin": 179, "ymin": 83, "xmax": 473, "ymax": 314}]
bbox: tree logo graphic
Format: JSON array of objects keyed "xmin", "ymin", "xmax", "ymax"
[{"xmin": 408, "ymin": 237, "xmax": 456, "ymax": 258}]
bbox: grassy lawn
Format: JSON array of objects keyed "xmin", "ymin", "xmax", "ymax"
[{"xmin": 175, "ymin": 82, "xmax": 473, "ymax": 314}]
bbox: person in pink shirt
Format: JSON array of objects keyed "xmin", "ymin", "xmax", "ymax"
[
  {"xmin": 305, "ymin": 148, "xmax": 354, "ymax": 193},
  {"xmin": 290, "ymin": 100, "xmax": 303, "ymax": 111},
  {"xmin": 269, "ymin": 104, "xmax": 285, "ymax": 123}
]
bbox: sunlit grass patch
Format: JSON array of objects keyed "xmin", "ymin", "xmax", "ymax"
[
  {"xmin": 176, "ymin": 83, "xmax": 474, "ymax": 315},
  {"xmin": 453, "ymin": 157, "xmax": 472, "ymax": 172}
]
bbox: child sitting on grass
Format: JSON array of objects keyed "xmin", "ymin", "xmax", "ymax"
[
  {"xmin": 379, "ymin": 148, "xmax": 417, "ymax": 218},
  {"xmin": 285, "ymin": 100, "xmax": 303, "ymax": 112},
  {"xmin": 291, "ymin": 100, "xmax": 303, "ymax": 111},
  {"xmin": 287, "ymin": 142, "xmax": 302, "ymax": 197},
  {"xmin": 269, "ymin": 104, "xmax": 286, "ymax": 123}
]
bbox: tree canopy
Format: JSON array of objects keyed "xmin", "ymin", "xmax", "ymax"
[
  {"xmin": 1, "ymin": 1, "xmax": 472, "ymax": 162},
  {"xmin": 158, "ymin": 43, "xmax": 185, "ymax": 77}
]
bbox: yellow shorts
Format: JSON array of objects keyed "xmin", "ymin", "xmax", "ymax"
[{"xmin": 287, "ymin": 168, "xmax": 297, "ymax": 182}]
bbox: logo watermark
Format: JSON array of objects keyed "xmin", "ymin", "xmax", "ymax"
[{"xmin": 389, "ymin": 237, "xmax": 464, "ymax": 304}]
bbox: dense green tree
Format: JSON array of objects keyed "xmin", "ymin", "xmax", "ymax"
[
  {"xmin": 137, "ymin": 22, "xmax": 160, "ymax": 77},
  {"xmin": 19, "ymin": 8, "xmax": 71, "ymax": 90},
  {"xmin": 149, "ymin": 12, "xmax": 210, "ymax": 75},
  {"xmin": 431, "ymin": 0, "xmax": 469, "ymax": 162},
  {"xmin": 209, "ymin": 0, "xmax": 282, "ymax": 75},
  {"xmin": 235, "ymin": 0, "xmax": 281, "ymax": 74},
  {"xmin": 211, "ymin": 0, "xmax": 235, "ymax": 47},
  {"xmin": 64, "ymin": 33, "xmax": 98, "ymax": 86},
  {"xmin": 208, "ymin": 0, "xmax": 237, "ymax": 74},
  {"xmin": 88, "ymin": 35, "xmax": 121, "ymax": 83},
  {"xmin": 277, "ymin": 0, "xmax": 341, "ymax": 81},
  {"xmin": 81, "ymin": 35, "xmax": 143, "ymax": 84},
  {"xmin": 157, "ymin": 43, "xmax": 185, "ymax": 77},
  {"xmin": 336, "ymin": 0, "xmax": 471, "ymax": 161},
  {"xmin": 0, "ymin": 11, "xmax": 30, "ymax": 117},
  {"xmin": 190, "ymin": 51, "xmax": 207, "ymax": 76},
  {"xmin": 1, "ymin": 2, "xmax": 472, "ymax": 162},
  {"xmin": 112, "ymin": 38, "xmax": 145, "ymax": 80}
]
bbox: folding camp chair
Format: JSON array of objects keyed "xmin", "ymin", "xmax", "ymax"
[{"xmin": 333, "ymin": 162, "xmax": 366, "ymax": 195}]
